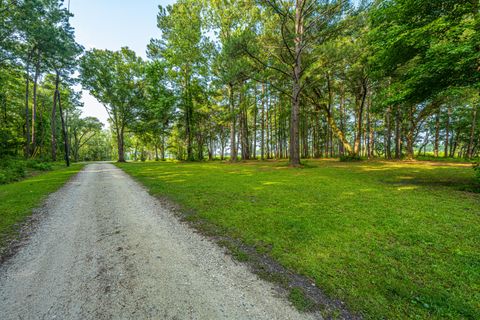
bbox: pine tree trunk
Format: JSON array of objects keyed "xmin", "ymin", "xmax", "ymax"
[
  {"xmin": 339, "ymin": 87, "xmax": 345, "ymax": 156},
  {"xmin": 24, "ymin": 61, "xmax": 31, "ymax": 158},
  {"xmin": 261, "ymin": 84, "xmax": 265, "ymax": 160},
  {"xmin": 229, "ymin": 84, "xmax": 237, "ymax": 162},
  {"xmin": 405, "ymin": 106, "xmax": 415, "ymax": 160},
  {"xmin": 31, "ymin": 57, "xmax": 40, "ymax": 154},
  {"xmin": 57, "ymin": 91, "xmax": 70, "ymax": 166},
  {"xmin": 467, "ymin": 106, "xmax": 478, "ymax": 159},
  {"xmin": 289, "ymin": 0, "xmax": 303, "ymax": 166},
  {"xmin": 266, "ymin": 92, "xmax": 270, "ymax": 159},
  {"xmin": 395, "ymin": 105, "xmax": 402, "ymax": 159},
  {"xmin": 366, "ymin": 99, "xmax": 371, "ymax": 158},
  {"xmin": 253, "ymin": 86, "xmax": 257, "ymax": 159},
  {"xmin": 434, "ymin": 111, "xmax": 440, "ymax": 157},
  {"xmin": 51, "ymin": 72, "xmax": 59, "ymax": 161},
  {"xmin": 353, "ymin": 80, "xmax": 367, "ymax": 156},
  {"xmin": 385, "ymin": 107, "xmax": 392, "ymax": 159},
  {"xmin": 444, "ymin": 107, "xmax": 451, "ymax": 158},
  {"xmin": 239, "ymin": 84, "xmax": 250, "ymax": 160}
]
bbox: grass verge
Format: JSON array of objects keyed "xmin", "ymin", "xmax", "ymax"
[
  {"xmin": 0, "ymin": 163, "xmax": 84, "ymax": 258},
  {"xmin": 117, "ymin": 160, "xmax": 480, "ymax": 319}
]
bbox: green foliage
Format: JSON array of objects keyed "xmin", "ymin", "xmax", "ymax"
[
  {"xmin": 474, "ymin": 162, "xmax": 480, "ymax": 184},
  {"xmin": 0, "ymin": 0, "xmax": 84, "ymax": 161},
  {"xmin": 77, "ymin": 130, "xmax": 113, "ymax": 161},
  {"xmin": 0, "ymin": 125, "xmax": 24, "ymax": 157},
  {"xmin": 0, "ymin": 159, "xmax": 26, "ymax": 184},
  {"xmin": 369, "ymin": 0, "xmax": 480, "ymax": 104},
  {"xmin": 118, "ymin": 160, "xmax": 480, "ymax": 319},
  {"xmin": 80, "ymin": 47, "xmax": 144, "ymax": 161},
  {"xmin": 339, "ymin": 154, "xmax": 362, "ymax": 162},
  {"xmin": 0, "ymin": 158, "xmax": 54, "ymax": 185},
  {"xmin": 147, "ymin": 0, "xmax": 214, "ymax": 161},
  {"xmin": 26, "ymin": 160, "xmax": 53, "ymax": 171}
]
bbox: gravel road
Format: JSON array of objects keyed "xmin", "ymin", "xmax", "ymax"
[{"xmin": 0, "ymin": 163, "xmax": 317, "ymax": 320}]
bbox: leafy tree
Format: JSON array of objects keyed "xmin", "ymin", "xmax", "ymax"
[
  {"xmin": 148, "ymin": 0, "xmax": 211, "ymax": 160},
  {"xmin": 80, "ymin": 48, "xmax": 144, "ymax": 162},
  {"xmin": 69, "ymin": 114, "xmax": 103, "ymax": 162}
]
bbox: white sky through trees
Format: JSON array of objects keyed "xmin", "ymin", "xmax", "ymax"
[
  {"xmin": 71, "ymin": 0, "xmax": 361, "ymax": 126},
  {"xmin": 70, "ymin": 0, "xmax": 176, "ymax": 126}
]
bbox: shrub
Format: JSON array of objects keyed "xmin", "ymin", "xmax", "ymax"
[
  {"xmin": 0, "ymin": 159, "xmax": 26, "ymax": 184},
  {"xmin": 26, "ymin": 160, "xmax": 53, "ymax": 171},
  {"xmin": 0, "ymin": 172, "xmax": 7, "ymax": 184},
  {"xmin": 474, "ymin": 162, "xmax": 480, "ymax": 184},
  {"xmin": 0, "ymin": 158, "xmax": 53, "ymax": 185},
  {"xmin": 340, "ymin": 154, "xmax": 362, "ymax": 162}
]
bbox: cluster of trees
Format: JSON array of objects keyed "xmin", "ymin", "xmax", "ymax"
[
  {"xmin": 80, "ymin": 0, "xmax": 479, "ymax": 164},
  {"xmin": 1, "ymin": 1, "xmax": 478, "ymax": 165},
  {"xmin": 0, "ymin": 0, "xmax": 109, "ymax": 163}
]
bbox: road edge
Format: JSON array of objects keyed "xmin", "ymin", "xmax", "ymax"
[{"xmin": 0, "ymin": 165, "xmax": 85, "ymax": 265}]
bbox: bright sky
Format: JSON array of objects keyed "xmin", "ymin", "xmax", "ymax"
[{"xmin": 70, "ymin": 0, "xmax": 176, "ymax": 126}]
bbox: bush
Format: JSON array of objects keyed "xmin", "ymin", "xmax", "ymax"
[
  {"xmin": 0, "ymin": 172, "xmax": 7, "ymax": 184},
  {"xmin": 0, "ymin": 158, "xmax": 53, "ymax": 185},
  {"xmin": 26, "ymin": 160, "xmax": 53, "ymax": 171},
  {"xmin": 0, "ymin": 159, "xmax": 26, "ymax": 184},
  {"xmin": 474, "ymin": 162, "xmax": 480, "ymax": 184},
  {"xmin": 340, "ymin": 154, "xmax": 362, "ymax": 162}
]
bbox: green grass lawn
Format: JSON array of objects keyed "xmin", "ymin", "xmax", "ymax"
[
  {"xmin": 117, "ymin": 160, "xmax": 480, "ymax": 319},
  {"xmin": 0, "ymin": 164, "xmax": 83, "ymax": 250}
]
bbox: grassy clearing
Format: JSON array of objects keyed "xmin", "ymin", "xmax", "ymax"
[
  {"xmin": 0, "ymin": 164, "xmax": 83, "ymax": 250},
  {"xmin": 117, "ymin": 160, "xmax": 480, "ymax": 319}
]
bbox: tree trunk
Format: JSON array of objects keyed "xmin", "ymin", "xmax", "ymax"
[
  {"xmin": 321, "ymin": 103, "xmax": 353, "ymax": 155},
  {"xmin": 444, "ymin": 107, "xmax": 450, "ymax": 158},
  {"xmin": 185, "ymin": 104, "xmax": 193, "ymax": 161},
  {"xmin": 289, "ymin": 0, "xmax": 304, "ymax": 166},
  {"xmin": 51, "ymin": 72, "xmax": 59, "ymax": 161},
  {"xmin": 366, "ymin": 97, "xmax": 371, "ymax": 158},
  {"xmin": 385, "ymin": 106, "xmax": 392, "ymax": 159},
  {"xmin": 31, "ymin": 57, "xmax": 40, "ymax": 153},
  {"xmin": 339, "ymin": 86, "xmax": 345, "ymax": 156},
  {"xmin": 467, "ymin": 106, "xmax": 478, "ymax": 159},
  {"xmin": 266, "ymin": 89, "xmax": 270, "ymax": 158},
  {"xmin": 450, "ymin": 130, "xmax": 458, "ymax": 157},
  {"xmin": 353, "ymin": 80, "xmax": 367, "ymax": 156},
  {"xmin": 405, "ymin": 106, "xmax": 415, "ymax": 160},
  {"xmin": 395, "ymin": 105, "xmax": 402, "ymax": 159},
  {"xmin": 434, "ymin": 110, "xmax": 440, "ymax": 157},
  {"xmin": 57, "ymin": 91, "xmax": 70, "ymax": 166},
  {"xmin": 117, "ymin": 128, "xmax": 125, "ymax": 162},
  {"xmin": 239, "ymin": 84, "xmax": 250, "ymax": 160},
  {"xmin": 229, "ymin": 84, "xmax": 237, "ymax": 162},
  {"xmin": 24, "ymin": 61, "xmax": 31, "ymax": 158},
  {"xmin": 261, "ymin": 84, "xmax": 265, "ymax": 160},
  {"xmin": 161, "ymin": 135, "xmax": 166, "ymax": 160}
]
